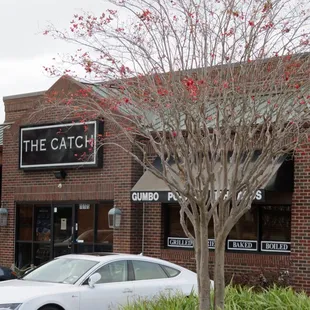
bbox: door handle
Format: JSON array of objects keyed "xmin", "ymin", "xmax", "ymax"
[
  {"xmin": 123, "ymin": 288, "xmax": 133, "ymax": 293},
  {"xmin": 164, "ymin": 287, "xmax": 173, "ymax": 291}
]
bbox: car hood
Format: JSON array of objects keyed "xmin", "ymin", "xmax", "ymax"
[{"xmin": 0, "ymin": 279, "xmax": 78, "ymax": 303}]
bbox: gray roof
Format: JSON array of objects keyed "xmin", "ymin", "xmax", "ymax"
[{"xmin": 87, "ymin": 82, "xmax": 306, "ymax": 133}]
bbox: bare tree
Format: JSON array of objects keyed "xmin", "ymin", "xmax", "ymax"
[{"xmin": 41, "ymin": 0, "xmax": 310, "ymax": 309}]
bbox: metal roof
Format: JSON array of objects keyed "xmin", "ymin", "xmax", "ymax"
[{"xmin": 0, "ymin": 126, "xmax": 3, "ymax": 146}]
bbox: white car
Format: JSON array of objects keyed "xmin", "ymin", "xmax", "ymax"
[{"xmin": 0, "ymin": 253, "xmax": 213, "ymax": 310}]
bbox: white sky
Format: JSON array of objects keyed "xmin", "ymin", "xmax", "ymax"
[{"xmin": 0, "ymin": 0, "xmax": 108, "ymax": 123}]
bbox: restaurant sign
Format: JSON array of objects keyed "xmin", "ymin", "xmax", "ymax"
[
  {"xmin": 131, "ymin": 189, "xmax": 265, "ymax": 203},
  {"xmin": 167, "ymin": 237, "xmax": 215, "ymax": 249},
  {"xmin": 261, "ymin": 241, "xmax": 290, "ymax": 253},
  {"xmin": 19, "ymin": 121, "xmax": 102, "ymax": 170},
  {"xmin": 227, "ymin": 240, "xmax": 258, "ymax": 251}
]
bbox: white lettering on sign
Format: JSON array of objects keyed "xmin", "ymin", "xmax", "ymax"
[
  {"xmin": 30, "ymin": 139, "xmax": 39, "ymax": 152},
  {"xmin": 219, "ymin": 189, "xmax": 263, "ymax": 201},
  {"xmin": 131, "ymin": 190, "xmax": 264, "ymax": 203},
  {"xmin": 228, "ymin": 240, "xmax": 257, "ymax": 251},
  {"xmin": 23, "ymin": 135, "xmax": 94, "ymax": 152},
  {"xmin": 255, "ymin": 190, "xmax": 262, "ymax": 201},
  {"xmin": 59, "ymin": 137, "xmax": 67, "ymax": 150},
  {"xmin": 76, "ymin": 136, "xmax": 83, "ymax": 148},
  {"xmin": 23, "ymin": 140, "xmax": 30, "ymax": 152},
  {"xmin": 168, "ymin": 192, "xmax": 178, "ymax": 201},
  {"xmin": 51, "ymin": 138, "xmax": 58, "ymax": 150},
  {"xmin": 131, "ymin": 192, "xmax": 160, "ymax": 202},
  {"xmin": 261, "ymin": 241, "xmax": 290, "ymax": 253},
  {"xmin": 20, "ymin": 120, "xmax": 99, "ymax": 170},
  {"xmin": 208, "ymin": 239, "xmax": 215, "ymax": 249},
  {"xmin": 233, "ymin": 241, "xmax": 252, "ymax": 248},
  {"xmin": 40, "ymin": 139, "xmax": 47, "ymax": 151},
  {"xmin": 67, "ymin": 136, "xmax": 75, "ymax": 148}
]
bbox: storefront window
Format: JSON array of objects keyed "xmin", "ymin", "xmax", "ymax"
[
  {"xmin": 96, "ymin": 203, "xmax": 113, "ymax": 247},
  {"xmin": 15, "ymin": 202, "xmax": 113, "ymax": 266},
  {"xmin": 165, "ymin": 204, "xmax": 214, "ymax": 249},
  {"xmin": 17, "ymin": 205, "xmax": 33, "ymax": 241},
  {"xmin": 35, "ymin": 206, "xmax": 51, "ymax": 242},
  {"xmin": 228, "ymin": 207, "xmax": 258, "ymax": 251},
  {"xmin": 165, "ymin": 204, "xmax": 291, "ymax": 253},
  {"xmin": 229, "ymin": 207, "xmax": 258, "ymax": 240},
  {"xmin": 261, "ymin": 205, "xmax": 291, "ymax": 253},
  {"xmin": 261, "ymin": 206, "xmax": 291, "ymax": 241},
  {"xmin": 34, "ymin": 244, "xmax": 50, "ymax": 266},
  {"xmin": 167, "ymin": 205, "xmax": 194, "ymax": 238},
  {"xmin": 16, "ymin": 243, "xmax": 32, "ymax": 269},
  {"xmin": 77, "ymin": 204, "xmax": 94, "ymax": 243}
]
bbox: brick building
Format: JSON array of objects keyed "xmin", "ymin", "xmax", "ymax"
[{"xmin": 0, "ymin": 75, "xmax": 307, "ymax": 290}]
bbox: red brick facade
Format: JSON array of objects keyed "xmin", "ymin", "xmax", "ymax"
[
  {"xmin": 0, "ymin": 77, "xmax": 143, "ymax": 267},
  {"xmin": 0, "ymin": 76, "xmax": 303, "ymax": 291}
]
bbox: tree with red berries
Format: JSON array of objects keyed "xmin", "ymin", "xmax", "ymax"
[{"xmin": 42, "ymin": 0, "xmax": 310, "ymax": 309}]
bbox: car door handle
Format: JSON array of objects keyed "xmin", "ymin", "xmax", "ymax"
[
  {"xmin": 164, "ymin": 287, "xmax": 173, "ymax": 291},
  {"xmin": 123, "ymin": 288, "xmax": 133, "ymax": 293}
]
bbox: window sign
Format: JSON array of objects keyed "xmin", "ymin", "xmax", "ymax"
[
  {"xmin": 132, "ymin": 189, "xmax": 265, "ymax": 203},
  {"xmin": 19, "ymin": 120, "xmax": 102, "ymax": 169},
  {"xmin": 261, "ymin": 241, "xmax": 291, "ymax": 253},
  {"xmin": 165, "ymin": 205, "xmax": 290, "ymax": 253},
  {"xmin": 79, "ymin": 204, "xmax": 91, "ymax": 210},
  {"xmin": 167, "ymin": 237, "xmax": 215, "ymax": 249},
  {"xmin": 227, "ymin": 240, "xmax": 258, "ymax": 251}
]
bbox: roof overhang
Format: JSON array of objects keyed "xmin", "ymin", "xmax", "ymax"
[{"xmin": 131, "ymin": 156, "xmax": 293, "ymax": 203}]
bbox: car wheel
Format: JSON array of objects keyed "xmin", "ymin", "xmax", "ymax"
[{"xmin": 39, "ymin": 306, "xmax": 62, "ymax": 310}]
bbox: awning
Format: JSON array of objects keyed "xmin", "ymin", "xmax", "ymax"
[{"xmin": 131, "ymin": 155, "xmax": 293, "ymax": 203}]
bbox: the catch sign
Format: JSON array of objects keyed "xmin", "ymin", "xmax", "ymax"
[{"xmin": 19, "ymin": 121, "xmax": 102, "ymax": 170}]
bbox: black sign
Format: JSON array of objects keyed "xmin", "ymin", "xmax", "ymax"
[
  {"xmin": 167, "ymin": 237, "xmax": 215, "ymax": 249},
  {"xmin": 227, "ymin": 240, "xmax": 257, "ymax": 251},
  {"xmin": 20, "ymin": 121, "xmax": 102, "ymax": 170},
  {"xmin": 261, "ymin": 241, "xmax": 291, "ymax": 253},
  {"xmin": 131, "ymin": 190, "xmax": 265, "ymax": 203},
  {"xmin": 131, "ymin": 191, "xmax": 178, "ymax": 203}
]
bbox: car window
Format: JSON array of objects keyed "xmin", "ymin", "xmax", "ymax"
[
  {"xmin": 22, "ymin": 258, "xmax": 98, "ymax": 284},
  {"xmin": 161, "ymin": 265, "xmax": 180, "ymax": 278},
  {"xmin": 96, "ymin": 260, "xmax": 128, "ymax": 284},
  {"xmin": 131, "ymin": 260, "xmax": 167, "ymax": 281}
]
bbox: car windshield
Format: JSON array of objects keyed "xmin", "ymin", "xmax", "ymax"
[{"xmin": 22, "ymin": 258, "xmax": 98, "ymax": 284}]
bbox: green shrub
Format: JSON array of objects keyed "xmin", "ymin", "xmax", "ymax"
[
  {"xmin": 121, "ymin": 292, "xmax": 198, "ymax": 310},
  {"xmin": 121, "ymin": 285, "xmax": 310, "ymax": 310}
]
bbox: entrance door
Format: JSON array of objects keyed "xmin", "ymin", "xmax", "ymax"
[{"xmin": 53, "ymin": 205, "xmax": 75, "ymax": 257}]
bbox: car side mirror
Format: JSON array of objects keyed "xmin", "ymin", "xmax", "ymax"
[{"xmin": 88, "ymin": 272, "xmax": 101, "ymax": 288}]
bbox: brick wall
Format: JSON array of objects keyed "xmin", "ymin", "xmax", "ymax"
[
  {"xmin": 0, "ymin": 76, "xmax": 142, "ymax": 266},
  {"xmin": 0, "ymin": 75, "xmax": 303, "ymax": 291},
  {"xmin": 142, "ymin": 201, "xmax": 291, "ymax": 287},
  {"xmin": 290, "ymin": 147, "xmax": 310, "ymax": 291}
]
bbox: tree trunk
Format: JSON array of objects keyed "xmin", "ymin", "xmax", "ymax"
[
  {"xmin": 213, "ymin": 238, "xmax": 226, "ymax": 310},
  {"xmin": 196, "ymin": 232, "xmax": 211, "ymax": 310}
]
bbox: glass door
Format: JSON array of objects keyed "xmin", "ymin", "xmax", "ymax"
[{"xmin": 53, "ymin": 205, "xmax": 75, "ymax": 257}]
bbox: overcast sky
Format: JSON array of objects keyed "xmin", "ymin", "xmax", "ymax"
[{"xmin": 0, "ymin": 0, "xmax": 108, "ymax": 123}]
